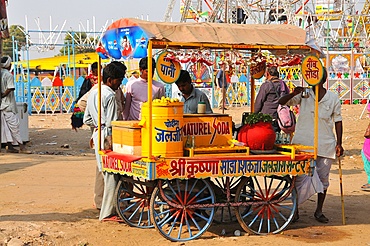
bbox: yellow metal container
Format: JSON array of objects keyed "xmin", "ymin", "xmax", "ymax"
[
  {"xmin": 183, "ymin": 114, "xmax": 232, "ymax": 148},
  {"xmin": 140, "ymin": 101, "xmax": 184, "ymax": 157},
  {"xmin": 112, "ymin": 121, "xmax": 142, "ymax": 155}
]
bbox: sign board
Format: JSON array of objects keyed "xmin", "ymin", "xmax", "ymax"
[
  {"xmin": 301, "ymin": 55, "xmax": 324, "ymax": 86},
  {"xmin": 156, "ymin": 51, "xmax": 181, "ymax": 84}
]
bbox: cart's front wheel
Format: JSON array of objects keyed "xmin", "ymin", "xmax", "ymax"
[
  {"xmin": 114, "ymin": 177, "xmax": 154, "ymax": 228},
  {"xmin": 150, "ymin": 179, "xmax": 215, "ymax": 242},
  {"xmin": 235, "ymin": 175, "xmax": 297, "ymax": 235}
]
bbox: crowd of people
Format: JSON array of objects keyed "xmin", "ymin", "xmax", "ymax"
[{"xmin": 4, "ymin": 54, "xmax": 370, "ymax": 226}]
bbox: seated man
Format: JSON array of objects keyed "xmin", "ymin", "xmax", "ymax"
[{"xmin": 175, "ymin": 70, "xmax": 213, "ymax": 114}]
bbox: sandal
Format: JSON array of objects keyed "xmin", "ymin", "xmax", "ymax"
[
  {"xmin": 19, "ymin": 149, "xmax": 32, "ymax": 154},
  {"xmin": 6, "ymin": 148, "xmax": 19, "ymax": 153},
  {"xmin": 101, "ymin": 215, "xmax": 124, "ymax": 223},
  {"xmin": 314, "ymin": 213, "xmax": 329, "ymax": 223},
  {"xmin": 361, "ymin": 183, "xmax": 370, "ymax": 191}
]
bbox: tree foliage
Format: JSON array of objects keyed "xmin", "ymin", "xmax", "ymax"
[
  {"xmin": 59, "ymin": 31, "xmax": 96, "ymax": 56},
  {"xmin": 2, "ymin": 25, "xmax": 27, "ymax": 58}
]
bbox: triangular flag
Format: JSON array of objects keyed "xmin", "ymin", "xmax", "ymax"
[
  {"xmin": 41, "ymin": 77, "xmax": 52, "ymax": 86},
  {"xmin": 52, "ymin": 76, "xmax": 63, "ymax": 86},
  {"xmin": 63, "ymin": 76, "xmax": 74, "ymax": 86}
]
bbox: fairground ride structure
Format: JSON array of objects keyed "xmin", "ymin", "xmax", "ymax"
[{"xmin": 164, "ymin": 0, "xmax": 370, "ymax": 51}]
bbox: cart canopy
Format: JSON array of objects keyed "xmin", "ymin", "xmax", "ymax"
[{"xmin": 97, "ymin": 18, "xmax": 318, "ymax": 59}]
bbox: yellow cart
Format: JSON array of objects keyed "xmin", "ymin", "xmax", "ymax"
[{"xmin": 96, "ymin": 18, "xmax": 320, "ymax": 242}]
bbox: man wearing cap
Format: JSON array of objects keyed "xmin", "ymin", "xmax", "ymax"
[{"xmin": 0, "ymin": 56, "xmax": 31, "ymax": 154}]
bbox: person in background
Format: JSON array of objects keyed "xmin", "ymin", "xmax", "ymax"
[
  {"xmin": 0, "ymin": 55, "xmax": 31, "ymax": 154},
  {"xmin": 83, "ymin": 61, "xmax": 127, "ymax": 221},
  {"xmin": 175, "ymin": 70, "xmax": 212, "ymax": 114},
  {"xmin": 216, "ymin": 61, "xmax": 228, "ymax": 110},
  {"xmin": 278, "ymin": 67, "xmax": 343, "ymax": 223},
  {"xmin": 75, "ymin": 62, "xmax": 98, "ymax": 103},
  {"xmin": 254, "ymin": 66, "xmax": 289, "ymax": 132},
  {"xmin": 361, "ymin": 137, "xmax": 370, "ymax": 191},
  {"xmin": 123, "ymin": 57, "xmax": 165, "ymax": 120},
  {"xmin": 128, "ymin": 70, "xmax": 139, "ymax": 81}
]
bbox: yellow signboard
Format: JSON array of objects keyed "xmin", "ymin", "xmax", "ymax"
[
  {"xmin": 301, "ymin": 55, "xmax": 324, "ymax": 86},
  {"xmin": 156, "ymin": 51, "xmax": 181, "ymax": 84}
]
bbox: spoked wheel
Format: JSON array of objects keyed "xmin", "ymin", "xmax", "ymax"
[
  {"xmin": 235, "ymin": 175, "xmax": 297, "ymax": 235},
  {"xmin": 114, "ymin": 176, "xmax": 154, "ymax": 228},
  {"xmin": 211, "ymin": 177, "xmax": 242, "ymax": 223},
  {"xmin": 150, "ymin": 179, "xmax": 215, "ymax": 242}
]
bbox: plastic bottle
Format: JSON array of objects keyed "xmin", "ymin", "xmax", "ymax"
[{"xmin": 197, "ymin": 101, "xmax": 206, "ymax": 114}]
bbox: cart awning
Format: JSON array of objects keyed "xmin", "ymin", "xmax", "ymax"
[{"xmin": 97, "ymin": 18, "xmax": 317, "ymax": 59}]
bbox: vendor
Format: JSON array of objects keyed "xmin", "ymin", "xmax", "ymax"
[{"xmin": 175, "ymin": 70, "xmax": 213, "ymax": 114}]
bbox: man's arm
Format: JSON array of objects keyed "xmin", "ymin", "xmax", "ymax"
[
  {"xmin": 278, "ymin": 86, "xmax": 303, "ymax": 105},
  {"xmin": 254, "ymin": 83, "xmax": 268, "ymax": 113},
  {"xmin": 122, "ymin": 86, "xmax": 132, "ymax": 120},
  {"xmin": 1, "ymin": 88, "xmax": 14, "ymax": 98}
]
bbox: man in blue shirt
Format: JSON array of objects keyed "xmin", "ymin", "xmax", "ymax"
[{"xmin": 175, "ymin": 70, "xmax": 213, "ymax": 114}]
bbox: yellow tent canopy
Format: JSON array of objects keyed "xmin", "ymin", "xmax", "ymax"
[{"xmin": 16, "ymin": 52, "xmax": 110, "ymax": 71}]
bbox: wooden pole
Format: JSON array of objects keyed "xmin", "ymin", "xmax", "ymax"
[{"xmin": 338, "ymin": 156, "xmax": 346, "ymax": 225}]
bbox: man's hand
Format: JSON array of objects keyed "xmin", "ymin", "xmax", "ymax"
[{"xmin": 336, "ymin": 144, "xmax": 344, "ymax": 157}]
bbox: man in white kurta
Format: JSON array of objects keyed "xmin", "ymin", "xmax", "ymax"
[
  {"xmin": 278, "ymin": 68, "xmax": 343, "ymax": 223},
  {"xmin": 83, "ymin": 61, "xmax": 127, "ymax": 221},
  {"xmin": 0, "ymin": 56, "xmax": 30, "ymax": 153}
]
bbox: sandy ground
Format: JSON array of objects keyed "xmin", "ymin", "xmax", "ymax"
[{"xmin": 0, "ymin": 105, "xmax": 370, "ymax": 246}]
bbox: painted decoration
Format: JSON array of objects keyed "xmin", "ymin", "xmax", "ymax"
[
  {"xmin": 250, "ymin": 60, "xmax": 266, "ymax": 79},
  {"xmin": 31, "ymin": 87, "xmax": 45, "ymax": 113},
  {"xmin": 99, "ymin": 25, "xmax": 149, "ymax": 59},
  {"xmin": 301, "ymin": 55, "xmax": 324, "ymax": 86},
  {"xmin": 156, "ymin": 51, "xmax": 181, "ymax": 84}
]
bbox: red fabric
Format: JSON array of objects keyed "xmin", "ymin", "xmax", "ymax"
[
  {"xmin": 238, "ymin": 122, "xmax": 276, "ymax": 150},
  {"xmin": 103, "ymin": 151, "xmax": 142, "ymax": 163}
]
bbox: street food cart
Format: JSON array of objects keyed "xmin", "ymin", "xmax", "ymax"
[{"xmin": 96, "ymin": 18, "xmax": 320, "ymax": 242}]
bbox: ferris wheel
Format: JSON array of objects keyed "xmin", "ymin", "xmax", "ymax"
[
  {"xmin": 164, "ymin": 0, "xmax": 312, "ymax": 24},
  {"xmin": 164, "ymin": 0, "xmax": 370, "ymax": 49}
]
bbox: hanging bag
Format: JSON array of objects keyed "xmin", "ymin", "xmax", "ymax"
[{"xmin": 271, "ymin": 80, "xmax": 296, "ymax": 134}]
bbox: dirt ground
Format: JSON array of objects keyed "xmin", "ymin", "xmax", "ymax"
[{"xmin": 0, "ymin": 104, "xmax": 370, "ymax": 246}]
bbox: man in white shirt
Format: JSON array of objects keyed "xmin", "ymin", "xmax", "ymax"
[
  {"xmin": 278, "ymin": 67, "xmax": 343, "ymax": 223},
  {"xmin": 0, "ymin": 56, "xmax": 31, "ymax": 154},
  {"xmin": 84, "ymin": 61, "xmax": 127, "ymax": 221}
]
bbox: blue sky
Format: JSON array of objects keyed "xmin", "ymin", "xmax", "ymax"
[{"xmin": 6, "ymin": 0, "xmax": 181, "ymax": 58}]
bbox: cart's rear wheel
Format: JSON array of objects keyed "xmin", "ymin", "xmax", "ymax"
[
  {"xmin": 114, "ymin": 177, "xmax": 154, "ymax": 228},
  {"xmin": 150, "ymin": 179, "xmax": 215, "ymax": 242},
  {"xmin": 235, "ymin": 175, "xmax": 297, "ymax": 235}
]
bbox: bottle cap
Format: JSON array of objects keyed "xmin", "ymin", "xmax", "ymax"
[{"xmin": 198, "ymin": 101, "xmax": 205, "ymax": 104}]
